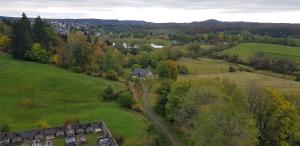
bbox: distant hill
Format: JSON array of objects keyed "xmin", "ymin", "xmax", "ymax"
[{"xmin": 2, "ymin": 16, "xmax": 300, "ymax": 37}]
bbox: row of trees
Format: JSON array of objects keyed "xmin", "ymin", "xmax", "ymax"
[
  {"xmin": 250, "ymin": 52, "xmax": 298, "ymax": 74},
  {"xmin": 11, "ymin": 13, "xmax": 54, "ymax": 60},
  {"xmin": 170, "ymin": 31, "xmax": 300, "ymax": 47}
]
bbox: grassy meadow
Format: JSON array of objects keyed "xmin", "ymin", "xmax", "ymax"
[
  {"xmin": 0, "ymin": 54, "xmax": 148, "ymax": 143},
  {"xmin": 177, "ymin": 57, "xmax": 231, "ymax": 75},
  {"xmin": 182, "ymin": 72, "xmax": 300, "ymax": 96},
  {"xmin": 175, "ymin": 55, "xmax": 300, "ymax": 96},
  {"xmin": 225, "ymin": 43, "xmax": 300, "ymax": 63}
]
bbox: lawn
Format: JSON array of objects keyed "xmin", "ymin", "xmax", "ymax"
[
  {"xmin": 177, "ymin": 57, "xmax": 231, "ymax": 75},
  {"xmin": 0, "ymin": 54, "xmax": 148, "ymax": 143},
  {"xmin": 225, "ymin": 43, "xmax": 300, "ymax": 63}
]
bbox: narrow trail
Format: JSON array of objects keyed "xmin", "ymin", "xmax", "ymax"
[{"xmin": 129, "ymin": 82, "xmax": 181, "ymax": 146}]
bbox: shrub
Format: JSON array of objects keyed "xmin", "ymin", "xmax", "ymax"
[
  {"xmin": 132, "ymin": 104, "xmax": 143, "ymax": 113},
  {"xmin": 105, "ymin": 70, "xmax": 119, "ymax": 81},
  {"xmin": 118, "ymin": 92, "xmax": 135, "ymax": 109},
  {"xmin": 0, "ymin": 35, "xmax": 10, "ymax": 52},
  {"xmin": 85, "ymin": 71, "xmax": 92, "ymax": 76},
  {"xmin": 102, "ymin": 86, "xmax": 117, "ymax": 100},
  {"xmin": 295, "ymin": 75, "xmax": 300, "ymax": 81},
  {"xmin": 250, "ymin": 52, "xmax": 270, "ymax": 69},
  {"xmin": 71, "ymin": 66, "xmax": 84, "ymax": 73},
  {"xmin": 177, "ymin": 65, "xmax": 189, "ymax": 74},
  {"xmin": 37, "ymin": 120, "xmax": 49, "ymax": 128},
  {"xmin": 229, "ymin": 65, "xmax": 237, "ymax": 72},
  {"xmin": 271, "ymin": 58, "xmax": 297, "ymax": 74},
  {"xmin": 0, "ymin": 123, "xmax": 10, "ymax": 132},
  {"xmin": 25, "ymin": 43, "xmax": 49, "ymax": 63},
  {"xmin": 64, "ymin": 117, "xmax": 79, "ymax": 125},
  {"xmin": 131, "ymin": 64, "xmax": 141, "ymax": 71}
]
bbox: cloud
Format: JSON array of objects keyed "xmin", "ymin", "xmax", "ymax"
[
  {"xmin": 0, "ymin": 0, "xmax": 299, "ymax": 22},
  {"xmin": 1, "ymin": 0, "xmax": 300, "ymax": 12}
]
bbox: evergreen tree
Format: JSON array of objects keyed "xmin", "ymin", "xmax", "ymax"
[
  {"xmin": 33, "ymin": 16, "xmax": 49, "ymax": 49},
  {"xmin": 12, "ymin": 13, "xmax": 32, "ymax": 59}
]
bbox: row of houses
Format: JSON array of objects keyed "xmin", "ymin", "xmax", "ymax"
[{"xmin": 0, "ymin": 121, "xmax": 117, "ymax": 146}]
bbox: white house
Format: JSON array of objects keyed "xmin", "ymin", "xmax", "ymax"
[{"xmin": 150, "ymin": 43, "xmax": 164, "ymax": 49}]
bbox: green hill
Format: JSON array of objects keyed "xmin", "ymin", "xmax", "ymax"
[
  {"xmin": 225, "ymin": 43, "xmax": 300, "ymax": 63},
  {"xmin": 0, "ymin": 53, "xmax": 147, "ymax": 143}
]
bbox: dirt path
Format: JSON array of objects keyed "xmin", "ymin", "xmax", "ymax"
[{"xmin": 130, "ymin": 82, "xmax": 181, "ymax": 146}]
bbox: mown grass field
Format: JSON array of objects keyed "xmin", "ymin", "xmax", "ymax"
[
  {"xmin": 182, "ymin": 72, "xmax": 300, "ymax": 96},
  {"xmin": 0, "ymin": 53, "xmax": 148, "ymax": 143},
  {"xmin": 175, "ymin": 56, "xmax": 300, "ymax": 96},
  {"xmin": 225, "ymin": 43, "xmax": 300, "ymax": 63},
  {"xmin": 177, "ymin": 57, "xmax": 231, "ymax": 75}
]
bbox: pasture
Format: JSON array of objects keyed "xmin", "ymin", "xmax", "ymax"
[
  {"xmin": 225, "ymin": 43, "xmax": 300, "ymax": 63},
  {"xmin": 0, "ymin": 54, "xmax": 148, "ymax": 143}
]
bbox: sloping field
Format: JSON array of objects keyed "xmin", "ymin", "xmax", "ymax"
[
  {"xmin": 225, "ymin": 43, "xmax": 300, "ymax": 63},
  {"xmin": 0, "ymin": 54, "xmax": 148, "ymax": 143},
  {"xmin": 182, "ymin": 72, "xmax": 300, "ymax": 96},
  {"xmin": 177, "ymin": 57, "xmax": 231, "ymax": 75}
]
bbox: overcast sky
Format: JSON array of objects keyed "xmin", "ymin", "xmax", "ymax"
[{"xmin": 0, "ymin": 0, "xmax": 300, "ymax": 23}]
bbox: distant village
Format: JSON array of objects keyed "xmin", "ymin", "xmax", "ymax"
[{"xmin": 0, "ymin": 121, "xmax": 117, "ymax": 146}]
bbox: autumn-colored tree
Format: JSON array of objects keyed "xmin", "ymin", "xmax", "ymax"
[
  {"xmin": 247, "ymin": 85, "xmax": 300, "ymax": 146},
  {"xmin": 0, "ymin": 35, "xmax": 10, "ymax": 51},
  {"xmin": 157, "ymin": 60, "xmax": 179, "ymax": 80},
  {"xmin": 67, "ymin": 31, "xmax": 93, "ymax": 71}
]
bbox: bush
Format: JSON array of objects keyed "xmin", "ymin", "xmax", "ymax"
[
  {"xmin": 25, "ymin": 43, "xmax": 49, "ymax": 63},
  {"xmin": 132, "ymin": 104, "xmax": 143, "ymax": 113},
  {"xmin": 229, "ymin": 65, "xmax": 237, "ymax": 72},
  {"xmin": 177, "ymin": 65, "xmax": 189, "ymax": 74},
  {"xmin": 37, "ymin": 120, "xmax": 49, "ymax": 128},
  {"xmin": 0, "ymin": 123, "xmax": 10, "ymax": 132},
  {"xmin": 105, "ymin": 70, "xmax": 119, "ymax": 81},
  {"xmin": 71, "ymin": 66, "xmax": 84, "ymax": 73},
  {"xmin": 118, "ymin": 92, "xmax": 135, "ymax": 109},
  {"xmin": 131, "ymin": 64, "xmax": 141, "ymax": 71},
  {"xmin": 102, "ymin": 86, "xmax": 117, "ymax": 100},
  {"xmin": 271, "ymin": 58, "xmax": 297, "ymax": 74},
  {"xmin": 64, "ymin": 117, "xmax": 80, "ymax": 125},
  {"xmin": 295, "ymin": 75, "xmax": 300, "ymax": 81}
]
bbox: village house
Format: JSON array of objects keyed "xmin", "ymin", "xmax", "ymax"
[
  {"xmin": 150, "ymin": 43, "xmax": 164, "ymax": 49},
  {"xmin": 77, "ymin": 134, "xmax": 87, "ymax": 144},
  {"xmin": 0, "ymin": 121, "xmax": 117, "ymax": 146},
  {"xmin": 132, "ymin": 68, "xmax": 153, "ymax": 79},
  {"xmin": 65, "ymin": 136, "xmax": 76, "ymax": 146}
]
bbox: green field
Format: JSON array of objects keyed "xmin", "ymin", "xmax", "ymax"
[
  {"xmin": 225, "ymin": 43, "xmax": 300, "ymax": 63},
  {"xmin": 177, "ymin": 57, "xmax": 231, "ymax": 75},
  {"xmin": 0, "ymin": 54, "xmax": 148, "ymax": 143},
  {"xmin": 182, "ymin": 72, "xmax": 300, "ymax": 96},
  {"xmin": 176, "ymin": 56, "xmax": 300, "ymax": 96}
]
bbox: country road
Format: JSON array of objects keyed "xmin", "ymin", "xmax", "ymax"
[{"xmin": 141, "ymin": 84, "xmax": 181, "ymax": 146}]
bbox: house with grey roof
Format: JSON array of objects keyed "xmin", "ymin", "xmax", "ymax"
[{"xmin": 132, "ymin": 68, "xmax": 153, "ymax": 79}]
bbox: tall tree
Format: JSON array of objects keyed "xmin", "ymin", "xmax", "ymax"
[
  {"xmin": 157, "ymin": 60, "xmax": 179, "ymax": 80},
  {"xmin": 12, "ymin": 13, "xmax": 32, "ymax": 59},
  {"xmin": 67, "ymin": 31, "xmax": 91, "ymax": 71},
  {"xmin": 33, "ymin": 16, "xmax": 49, "ymax": 49}
]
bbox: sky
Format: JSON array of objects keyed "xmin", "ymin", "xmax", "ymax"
[{"xmin": 0, "ymin": 0, "xmax": 300, "ymax": 23}]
